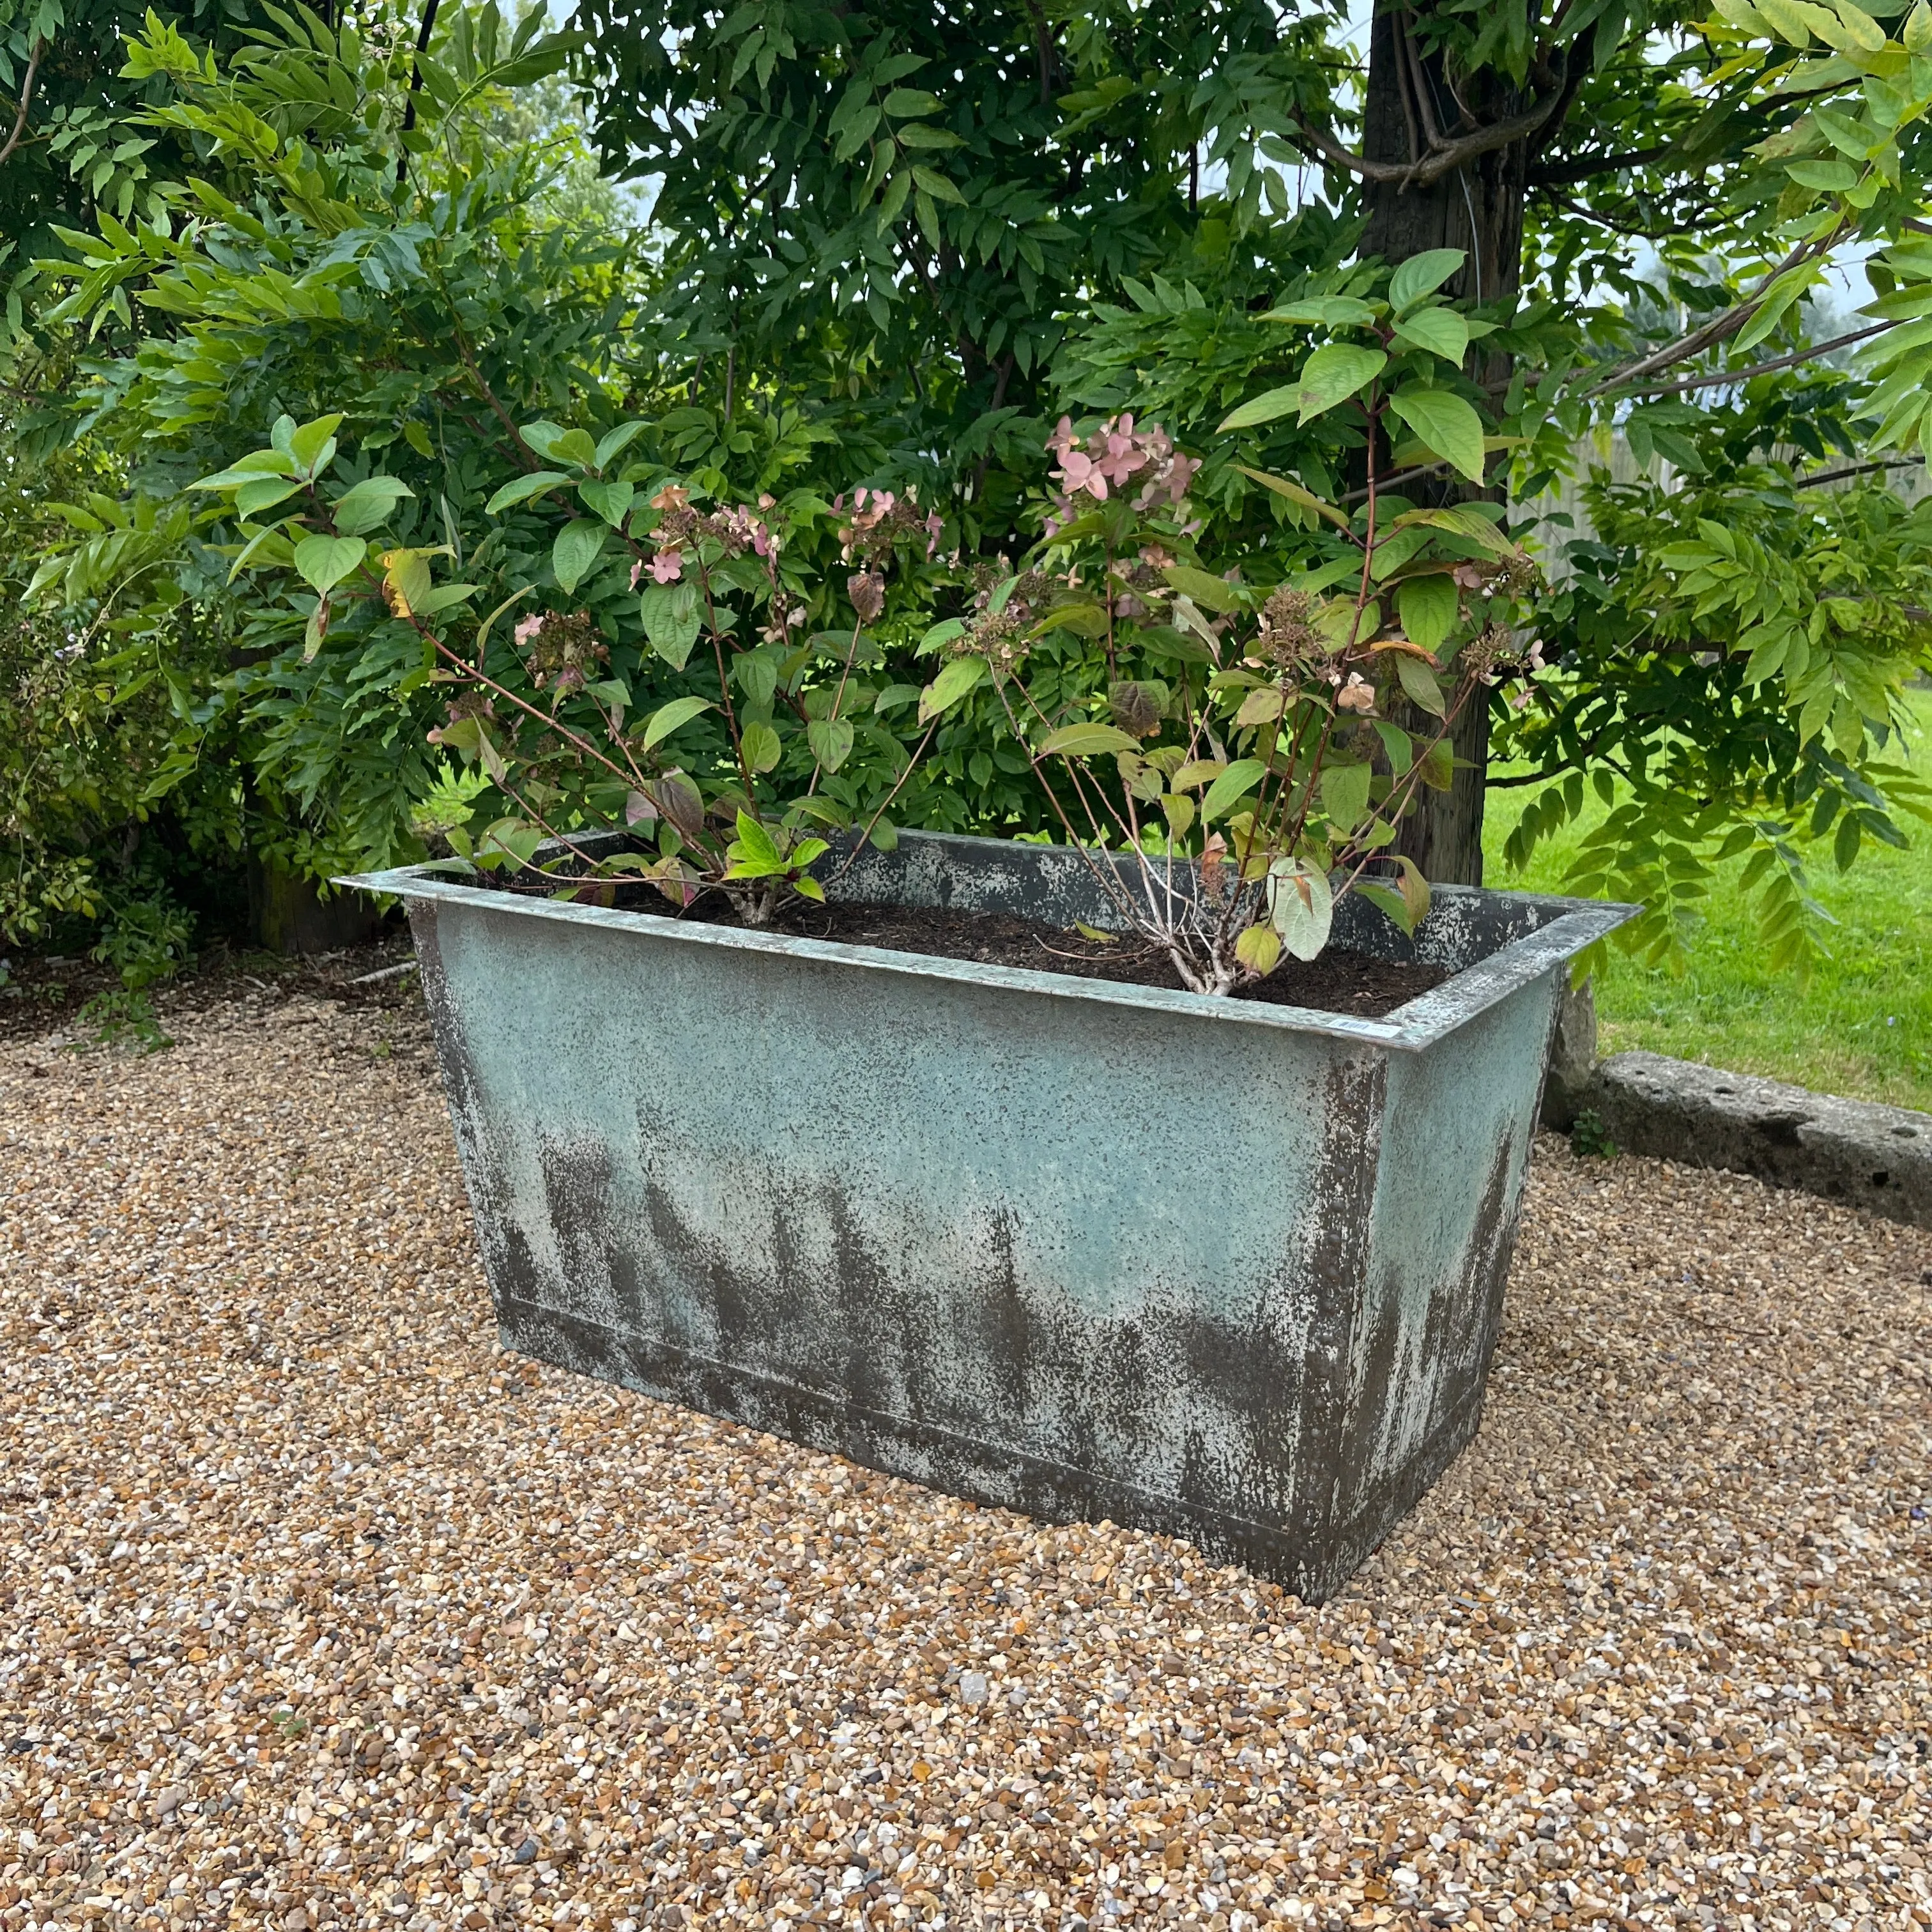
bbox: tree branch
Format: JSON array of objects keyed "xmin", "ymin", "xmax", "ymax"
[
  {"xmin": 0, "ymin": 36, "xmax": 45, "ymax": 171},
  {"xmin": 1583, "ymin": 231, "xmax": 1840, "ymax": 398},
  {"xmin": 1790, "ymin": 455, "xmax": 1924, "ymax": 489},
  {"xmin": 1616, "ymin": 320, "xmax": 1894, "ymax": 398},
  {"xmin": 1536, "ymin": 187, "xmax": 1717, "ymax": 238},
  {"xmin": 396, "ymin": 0, "xmax": 441, "ymax": 183},
  {"xmin": 1528, "ymin": 141, "xmax": 1673, "ymax": 186},
  {"xmin": 1292, "ymin": 88, "xmax": 1567, "ymax": 190}
]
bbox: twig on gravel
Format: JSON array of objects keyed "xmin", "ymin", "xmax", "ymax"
[{"xmin": 349, "ymin": 957, "xmax": 420, "ymax": 984}]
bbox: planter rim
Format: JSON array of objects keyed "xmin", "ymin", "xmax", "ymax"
[{"xmin": 339, "ymin": 829, "xmax": 1636, "ymax": 1054}]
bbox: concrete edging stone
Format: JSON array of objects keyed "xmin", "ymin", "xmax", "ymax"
[{"xmin": 1540, "ymin": 977, "xmax": 1931, "ymax": 1229}]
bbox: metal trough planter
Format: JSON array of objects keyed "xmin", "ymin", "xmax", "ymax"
[{"xmin": 344, "ymin": 832, "xmax": 1632, "ymax": 1602}]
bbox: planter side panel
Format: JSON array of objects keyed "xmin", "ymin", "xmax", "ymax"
[
  {"xmin": 1317, "ymin": 965, "xmax": 1561, "ymax": 1591},
  {"xmin": 411, "ymin": 894, "xmax": 1390, "ymax": 1593}
]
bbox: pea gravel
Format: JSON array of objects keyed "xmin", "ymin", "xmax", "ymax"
[{"xmin": 1, "ymin": 969, "xmax": 1928, "ymax": 1932}]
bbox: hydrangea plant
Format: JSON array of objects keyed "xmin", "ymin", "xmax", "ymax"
[{"xmin": 914, "ymin": 260, "xmax": 1545, "ymax": 993}]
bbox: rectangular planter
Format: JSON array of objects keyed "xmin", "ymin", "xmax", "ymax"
[{"xmin": 345, "ymin": 832, "xmax": 1632, "ymax": 1602}]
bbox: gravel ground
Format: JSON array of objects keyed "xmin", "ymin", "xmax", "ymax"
[{"xmin": 1, "ymin": 969, "xmax": 1928, "ymax": 1932}]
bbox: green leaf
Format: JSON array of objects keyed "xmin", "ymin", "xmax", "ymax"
[
  {"xmin": 1731, "ymin": 266, "xmax": 1813, "ymax": 355},
  {"xmin": 593, "ymin": 421, "xmax": 649, "ymax": 470},
  {"xmin": 877, "ymin": 168, "xmax": 914, "ymax": 230},
  {"xmin": 1390, "ymin": 503, "xmax": 1514, "ymax": 553},
  {"xmin": 808, "ymin": 716, "xmax": 855, "ymax": 772},
  {"xmin": 639, "ymin": 696, "xmax": 712, "ymax": 752},
  {"xmin": 1384, "ymin": 387, "xmax": 1487, "ymax": 483},
  {"xmin": 910, "ymin": 165, "xmax": 963, "ymax": 204},
  {"xmin": 1321, "ymin": 760, "xmax": 1372, "ymax": 831},
  {"xmin": 553, "ymin": 519, "xmax": 608, "ymax": 594},
  {"xmin": 194, "ymin": 450, "xmax": 298, "ymax": 489},
  {"xmin": 1234, "ymin": 684, "xmax": 1289, "ymax": 728},
  {"xmin": 1202, "ymin": 756, "xmax": 1267, "ymax": 822},
  {"xmin": 1372, "ymin": 719, "xmax": 1414, "ymax": 775},
  {"xmin": 1267, "ymin": 858, "xmax": 1335, "ymax": 960},
  {"xmin": 484, "ymin": 471, "xmax": 571, "ymax": 514},
  {"xmin": 226, "ymin": 523, "xmax": 291, "ymax": 583},
  {"xmin": 330, "ymin": 476, "xmax": 414, "ymax": 537},
  {"xmin": 1742, "ymin": 622, "xmax": 1795, "ymax": 685},
  {"xmin": 1261, "ymin": 296, "xmax": 1379, "ymax": 326},
  {"xmin": 1395, "ymin": 653, "xmax": 1447, "ymax": 717},
  {"xmin": 1390, "ymin": 249, "xmax": 1466, "ymax": 313},
  {"xmin": 1234, "ymin": 923, "xmax": 1283, "ymax": 975},
  {"xmin": 381, "ymin": 547, "xmax": 441, "ymax": 617},
  {"xmin": 292, "ymin": 533, "xmax": 367, "ymax": 595},
  {"xmin": 412, "ymin": 583, "xmax": 479, "ymax": 617},
  {"xmin": 1295, "ymin": 344, "xmax": 1389, "ymax": 424},
  {"xmin": 727, "ymin": 809, "xmax": 783, "ymax": 873},
  {"xmin": 1162, "ymin": 564, "xmax": 1242, "ymax": 612},
  {"xmin": 1396, "ymin": 854, "xmax": 1430, "ymax": 931},
  {"xmin": 1038, "ymin": 721, "xmax": 1143, "ymax": 756},
  {"xmin": 1354, "ymin": 882, "xmax": 1411, "ymax": 936},
  {"xmin": 1231, "ymin": 464, "xmax": 1351, "ymax": 530},
  {"xmin": 1391, "ymin": 305, "xmax": 1470, "ymax": 364},
  {"xmin": 742, "ymin": 721, "xmax": 783, "ymax": 773},
  {"xmin": 883, "ymin": 86, "xmax": 941, "ymax": 114},
  {"xmin": 578, "ymin": 479, "xmax": 635, "ymax": 527},
  {"xmin": 1834, "ymin": 806, "xmax": 1862, "ymax": 870},
  {"xmin": 919, "ymin": 654, "xmax": 987, "ymax": 723},
  {"xmin": 235, "ymin": 477, "xmax": 303, "ymax": 518},
  {"xmin": 1785, "ymin": 158, "xmax": 1859, "ymax": 190},
  {"xmin": 734, "ymin": 649, "xmax": 779, "ymax": 710},
  {"xmin": 640, "ymin": 582, "xmax": 701, "ymax": 669},
  {"xmin": 288, "ymin": 413, "xmax": 343, "ymax": 476},
  {"xmin": 1397, "ymin": 573, "xmax": 1459, "ymax": 652},
  {"xmin": 1216, "ymin": 385, "xmax": 1298, "ymax": 433}
]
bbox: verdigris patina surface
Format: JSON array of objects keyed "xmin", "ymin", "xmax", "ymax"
[{"xmin": 345, "ymin": 831, "xmax": 1631, "ymax": 1601}]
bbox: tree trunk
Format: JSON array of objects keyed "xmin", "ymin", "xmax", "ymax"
[{"xmin": 1358, "ymin": 7, "xmax": 1531, "ymax": 886}]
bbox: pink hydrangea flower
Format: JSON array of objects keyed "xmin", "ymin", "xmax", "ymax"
[
  {"xmin": 512, "ymin": 613, "xmax": 545, "ymax": 646},
  {"xmin": 651, "ymin": 550, "xmax": 684, "ymax": 584}
]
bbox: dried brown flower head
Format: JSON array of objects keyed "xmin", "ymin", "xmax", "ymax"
[
  {"xmin": 848, "ymin": 571, "xmax": 886, "ymax": 624},
  {"xmin": 1256, "ymin": 586, "xmax": 1320, "ymax": 668},
  {"xmin": 518, "ymin": 609, "xmax": 608, "ymax": 694}
]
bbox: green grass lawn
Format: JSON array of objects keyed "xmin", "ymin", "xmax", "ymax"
[{"xmin": 1482, "ymin": 690, "xmax": 1932, "ymax": 1113}]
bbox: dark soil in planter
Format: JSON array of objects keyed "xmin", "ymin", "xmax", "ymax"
[
  {"xmin": 691, "ymin": 897, "xmax": 1445, "ymax": 1018},
  {"xmin": 461, "ymin": 866, "xmax": 1445, "ymax": 1018}
]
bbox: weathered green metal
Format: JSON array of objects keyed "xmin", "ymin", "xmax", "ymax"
[{"xmin": 343, "ymin": 832, "xmax": 1634, "ymax": 1602}]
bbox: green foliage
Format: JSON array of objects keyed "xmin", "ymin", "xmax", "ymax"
[
  {"xmin": 0, "ymin": 413, "xmax": 234, "ymax": 983},
  {"xmin": 191, "ymin": 412, "xmax": 953, "ymax": 922},
  {"xmin": 17, "ymin": 0, "xmax": 1932, "ymax": 994},
  {"xmin": 0, "ymin": 0, "xmax": 264, "ymax": 344},
  {"xmin": 26, "ymin": 3, "xmax": 640, "ymax": 888},
  {"xmin": 1496, "ymin": 441, "xmax": 1932, "ymax": 976},
  {"xmin": 571, "ymin": 0, "xmax": 1347, "ymax": 540},
  {"xmin": 1045, "ymin": 0, "xmax": 1932, "ymax": 976},
  {"xmin": 1488, "ymin": 691, "xmax": 1932, "ymax": 1110}
]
